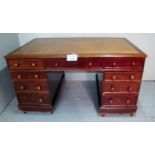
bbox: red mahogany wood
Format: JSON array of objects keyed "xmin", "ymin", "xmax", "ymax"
[
  {"xmin": 19, "ymin": 104, "xmax": 53, "ymax": 112},
  {"xmin": 103, "ymin": 81, "xmax": 140, "ymax": 93},
  {"xmin": 99, "ymin": 105, "xmax": 137, "ymax": 114},
  {"xmin": 5, "ymin": 38, "xmax": 147, "ymax": 115},
  {"xmin": 17, "ymin": 93, "xmax": 50, "ymax": 105},
  {"xmin": 14, "ymin": 81, "xmax": 49, "ymax": 92},
  {"xmin": 44, "ymin": 58, "xmax": 103, "ymax": 70},
  {"xmin": 7, "ymin": 59, "xmax": 44, "ymax": 70},
  {"xmin": 101, "ymin": 94, "xmax": 138, "ymax": 105},
  {"xmin": 11, "ymin": 71, "xmax": 47, "ymax": 81},
  {"xmin": 102, "ymin": 57, "xmax": 145, "ymax": 69},
  {"xmin": 16, "ymin": 72, "xmax": 64, "ymax": 112},
  {"xmin": 104, "ymin": 72, "xmax": 143, "ymax": 81}
]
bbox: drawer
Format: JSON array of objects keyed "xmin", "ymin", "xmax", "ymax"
[
  {"xmin": 45, "ymin": 58, "xmax": 64, "ymax": 69},
  {"xmin": 64, "ymin": 58, "xmax": 85, "ymax": 68},
  {"xmin": 7, "ymin": 59, "xmax": 44, "ymax": 70},
  {"xmin": 102, "ymin": 94, "xmax": 138, "ymax": 105},
  {"xmin": 45, "ymin": 58, "xmax": 86, "ymax": 69},
  {"xmin": 104, "ymin": 72, "xmax": 143, "ymax": 81},
  {"xmin": 14, "ymin": 81, "xmax": 48, "ymax": 92},
  {"xmin": 86, "ymin": 58, "xmax": 101, "ymax": 68},
  {"xmin": 17, "ymin": 93, "xmax": 50, "ymax": 105},
  {"xmin": 102, "ymin": 58, "xmax": 144, "ymax": 69},
  {"xmin": 11, "ymin": 72, "xmax": 47, "ymax": 81},
  {"xmin": 103, "ymin": 81, "xmax": 140, "ymax": 93}
]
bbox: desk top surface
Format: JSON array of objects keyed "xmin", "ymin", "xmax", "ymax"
[{"xmin": 6, "ymin": 38, "xmax": 147, "ymax": 58}]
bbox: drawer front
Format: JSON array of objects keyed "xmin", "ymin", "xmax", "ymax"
[
  {"xmin": 86, "ymin": 58, "xmax": 101, "ymax": 68},
  {"xmin": 103, "ymin": 82, "xmax": 140, "ymax": 93},
  {"xmin": 65, "ymin": 58, "xmax": 85, "ymax": 68},
  {"xmin": 102, "ymin": 94, "xmax": 138, "ymax": 105},
  {"xmin": 11, "ymin": 72, "xmax": 47, "ymax": 81},
  {"xmin": 17, "ymin": 93, "xmax": 50, "ymax": 105},
  {"xmin": 45, "ymin": 58, "xmax": 64, "ymax": 69},
  {"xmin": 45, "ymin": 58, "xmax": 86, "ymax": 69},
  {"xmin": 7, "ymin": 59, "xmax": 44, "ymax": 70},
  {"xmin": 14, "ymin": 81, "xmax": 48, "ymax": 92},
  {"xmin": 102, "ymin": 58, "xmax": 144, "ymax": 69},
  {"xmin": 104, "ymin": 72, "xmax": 143, "ymax": 81}
]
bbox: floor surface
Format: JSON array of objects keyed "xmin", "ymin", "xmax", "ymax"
[{"xmin": 0, "ymin": 81, "xmax": 155, "ymax": 122}]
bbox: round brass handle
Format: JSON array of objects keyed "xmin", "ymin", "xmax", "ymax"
[
  {"xmin": 32, "ymin": 63, "xmax": 36, "ymax": 67},
  {"xmin": 112, "ymin": 75, "xmax": 116, "ymax": 80},
  {"xmin": 37, "ymin": 86, "xmax": 41, "ymax": 90},
  {"xmin": 17, "ymin": 75, "xmax": 22, "ymax": 79},
  {"xmin": 89, "ymin": 62, "xmax": 92, "ymax": 66},
  {"xmin": 39, "ymin": 98, "xmax": 43, "ymax": 103},
  {"xmin": 110, "ymin": 86, "xmax": 115, "ymax": 92},
  {"xmin": 130, "ymin": 75, "xmax": 135, "ymax": 80},
  {"xmin": 132, "ymin": 62, "xmax": 136, "ymax": 67},
  {"xmin": 126, "ymin": 99, "xmax": 131, "ymax": 104},
  {"xmin": 112, "ymin": 62, "xmax": 117, "ymax": 67},
  {"xmin": 20, "ymin": 86, "xmax": 24, "ymax": 90},
  {"xmin": 14, "ymin": 63, "xmax": 19, "ymax": 67},
  {"xmin": 54, "ymin": 62, "xmax": 58, "ymax": 67},
  {"xmin": 109, "ymin": 98, "xmax": 113, "ymax": 104},
  {"xmin": 34, "ymin": 74, "xmax": 39, "ymax": 79},
  {"xmin": 128, "ymin": 86, "xmax": 132, "ymax": 91}
]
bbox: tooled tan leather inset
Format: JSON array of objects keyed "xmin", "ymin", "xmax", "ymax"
[{"xmin": 11, "ymin": 38, "xmax": 145, "ymax": 57}]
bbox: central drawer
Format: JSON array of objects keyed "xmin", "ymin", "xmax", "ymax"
[
  {"xmin": 44, "ymin": 58, "xmax": 102, "ymax": 69},
  {"xmin": 45, "ymin": 58, "xmax": 85, "ymax": 69}
]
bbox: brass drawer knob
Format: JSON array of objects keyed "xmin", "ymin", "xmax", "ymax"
[
  {"xmin": 112, "ymin": 62, "xmax": 116, "ymax": 67},
  {"xmin": 112, "ymin": 75, "xmax": 116, "ymax": 80},
  {"xmin": 130, "ymin": 75, "xmax": 135, "ymax": 80},
  {"xmin": 14, "ymin": 63, "xmax": 19, "ymax": 67},
  {"xmin": 32, "ymin": 63, "xmax": 36, "ymax": 67},
  {"xmin": 54, "ymin": 62, "xmax": 58, "ymax": 67},
  {"xmin": 109, "ymin": 98, "xmax": 113, "ymax": 103},
  {"xmin": 126, "ymin": 99, "xmax": 131, "ymax": 104},
  {"xmin": 89, "ymin": 62, "xmax": 92, "ymax": 66},
  {"xmin": 39, "ymin": 98, "xmax": 43, "ymax": 103},
  {"xmin": 128, "ymin": 86, "xmax": 132, "ymax": 91},
  {"xmin": 110, "ymin": 86, "xmax": 115, "ymax": 92},
  {"xmin": 34, "ymin": 74, "xmax": 39, "ymax": 79},
  {"xmin": 20, "ymin": 86, "xmax": 24, "ymax": 90},
  {"xmin": 17, "ymin": 75, "xmax": 22, "ymax": 79},
  {"xmin": 37, "ymin": 86, "xmax": 41, "ymax": 90},
  {"xmin": 132, "ymin": 62, "xmax": 136, "ymax": 67}
]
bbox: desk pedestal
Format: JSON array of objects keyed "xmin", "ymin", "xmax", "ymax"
[{"xmin": 99, "ymin": 71, "xmax": 142, "ymax": 116}]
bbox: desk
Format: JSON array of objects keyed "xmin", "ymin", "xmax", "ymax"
[{"xmin": 5, "ymin": 38, "xmax": 147, "ymax": 116}]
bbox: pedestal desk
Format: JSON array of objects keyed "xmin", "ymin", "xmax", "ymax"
[{"xmin": 5, "ymin": 38, "xmax": 147, "ymax": 116}]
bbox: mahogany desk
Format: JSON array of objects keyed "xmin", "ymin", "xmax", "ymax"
[{"xmin": 5, "ymin": 38, "xmax": 147, "ymax": 116}]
